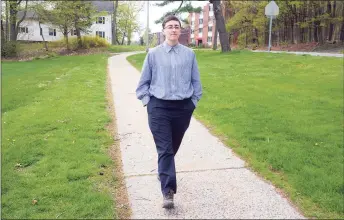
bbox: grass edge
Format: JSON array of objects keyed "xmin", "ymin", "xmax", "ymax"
[{"xmin": 106, "ymin": 58, "xmax": 132, "ymax": 219}]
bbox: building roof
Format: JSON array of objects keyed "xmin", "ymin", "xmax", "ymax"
[
  {"xmin": 91, "ymin": 1, "xmax": 114, "ymax": 13},
  {"xmin": 17, "ymin": 11, "xmax": 38, "ymax": 20},
  {"xmin": 17, "ymin": 1, "xmax": 113, "ymax": 20}
]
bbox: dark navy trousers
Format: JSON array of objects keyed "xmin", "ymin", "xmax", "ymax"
[{"xmin": 147, "ymin": 96, "xmax": 195, "ymax": 195}]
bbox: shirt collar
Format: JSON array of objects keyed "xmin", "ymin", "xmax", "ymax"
[{"xmin": 163, "ymin": 41, "xmax": 180, "ymax": 54}]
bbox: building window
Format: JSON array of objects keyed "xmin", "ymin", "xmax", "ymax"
[
  {"xmin": 96, "ymin": 17, "xmax": 105, "ymax": 24},
  {"xmin": 40, "ymin": 28, "xmax": 42, "ymax": 35},
  {"xmin": 209, "ymin": 4, "xmax": 213, "ymax": 11},
  {"xmin": 19, "ymin": 27, "xmax": 28, "ymax": 33},
  {"xmin": 191, "ymin": 29, "xmax": 194, "ymax": 34},
  {"xmin": 96, "ymin": 31, "xmax": 105, "ymax": 38},
  {"xmin": 207, "ymin": 37, "xmax": 212, "ymax": 42},
  {"xmin": 199, "ymin": 28, "xmax": 203, "ymax": 33},
  {"xmin": 191, "ymin": 21, "xmax": 193, "ymax": 26},
  {"xmin": 71, "ymin": 29, "xmax": 77, "ymax": 36},
  {"xmin": 199, "ymin": 19, "xmax": 203, "ymax": 24},
  {"xmin": 209, "ymin": 26, "xmax": 212, "ymax": 32},
  {"xmin": 49, "ymin": 28, "xmax": 56, "ymax": 36}
]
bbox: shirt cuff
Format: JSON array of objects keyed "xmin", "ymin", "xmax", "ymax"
[
  {"xmin": 142, "ymin": 95, "xmax": 150, "ymax": 106},
  {"xmin": 191, "ymin": 98, "xmax": 198, "ymax": 108}
]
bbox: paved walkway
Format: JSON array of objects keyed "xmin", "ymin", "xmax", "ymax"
[
  {"xmin": 108, "ymin": 52, "xmax": 305, "ymax": 219},
  {"xmin": 253, "ymin": 50, "xmax": 343, "ymax": 58}
]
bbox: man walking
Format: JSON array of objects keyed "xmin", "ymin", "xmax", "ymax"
[{"xmin": 136, "ymin": 15, "xmax": 202, "ymax": 209}]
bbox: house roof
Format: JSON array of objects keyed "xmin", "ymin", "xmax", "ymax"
[
  {"xmin": 17, "ymin": 11, "xmax": 38, "ymax": 20},
  {"xmin": 91, "ymin": 1, "xmax": 114, "ymax": 13},
  {"xmin": 17, "ymin": 1, "xmax": 113, "ymax": 20}
]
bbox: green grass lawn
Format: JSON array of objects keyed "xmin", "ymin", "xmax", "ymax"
[
  {"xmin": 2, "ymin": 54, "xmax": 118, "ymax": 218},
  {"xmin": 127, "ymin": 50, "xmax": 343, "ymax": 219}
]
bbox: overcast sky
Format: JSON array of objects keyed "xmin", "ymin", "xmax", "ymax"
[{"xmin": 133, "ymin": 1, "xmax": 208, "ymax": 41}]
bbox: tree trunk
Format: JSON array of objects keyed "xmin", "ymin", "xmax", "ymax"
[
  {"xmin": 308, "ymin": 4, "xmax": 313, "ymax": 42},
  {"xmin": 293, "ymin": 6, "xmax": 299, "ymax": 44},
  {"xmin": 340, "ymin": 22, "xmax": 344, "ymax": 42},
  {"xmin": 64, "ymin": 26, "xmax": 70, "ymax": 50},
  {"xmin": 127, "ymin": 35, "xmax": 131, "ymax": 45},
  {"xmin": 76, "ymin": 27, "xmax": 82, "ymax": 49},
  {"xmin": 9, "ymin": 1, "xmax": 18, "ymax": 41},
  {"xmin": 245, "ymin": 27, "xmax": 247, "ymax": 47},
  {"xmin": 254, "ymin": 28, "xmax": 259, "ymax": 46},
  {"xmin": 290, "ymin": 19, "xmax": 295, "ymax": 44},
  {"xmin": 1, "ymin": 20, "xmax": 5, "ymax": 45},
  {"xmin": 112, "ymin": 0, "xmax": 119, "ymax": 45},
  {"xmin": 313, "ymin": 5, "xmax": 319, "ymax": 42},
  {"xmin": 121, "ymin": 33, "xmax": 125, "ymax": 45},
  {"xmin": 276, "ymin": 27, "xmax": 279, "ymax": 47},
  {"xmin": 318, "ymin": 6, "xmax": 324, "ymax": 44},
  {"xmin": 284, "ymin": 19, "xmax": 287, "ymax": 42},
  {"xmin": 329, "ymin": 0, "xmax": 336, "ymax": 41},
  {"xmin": 213, "ymin": 21, "xmax": 217, "ymax": 50},
  {"xmin": 6, "ymin": 0, "xmax": 9, "ymax": 41},
  {"xmin": 212, "ymin": 0, "xmax": 231, "ymax": 52},
  {"xmin": 38, "ymin": 21, "xmax": 48, "ymax": 51},
  {"xmin": 9, "ymin": 0, "xmax": 28, "ymax": 42},
  {"xmin": 73, "ymin": 10, "xmax": 82, "ymax": 49}
]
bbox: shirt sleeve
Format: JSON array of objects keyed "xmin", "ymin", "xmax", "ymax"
[
  {"xmin": 136, "ymin": 52, "xmax": 152, "ymax": 106},
  {"xmin": 191, "ymin": 52, "xmax": 202, "ymax": 107}
]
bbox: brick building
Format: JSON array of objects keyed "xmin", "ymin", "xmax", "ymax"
[
  {"xmin": 150, "ymin": 27, "xmax": 190, "ymax": 47},
  {"xmin": 188, "ymin": 2, "xmax": 228, "ymax": 47}
]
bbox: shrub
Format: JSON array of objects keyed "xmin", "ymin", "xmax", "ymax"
[
  {"xmin": 237, "ymin": 33, "xmax": 247, "ymax": 49},
  {"xmin": 188, "ymin": 43, "xmax": 196, "ymax": 48},
  {"xmin": 55, "ymin": 36, "xmax": 109, "ymax": 50},
  {"xmin": 1, "ymin": 41, "xmax": 19, "ymax": 57}
]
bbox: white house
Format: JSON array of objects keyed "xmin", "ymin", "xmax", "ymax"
[{"xmin": 16, "ymin": 1, "xmax": 114, "ymax": 44}]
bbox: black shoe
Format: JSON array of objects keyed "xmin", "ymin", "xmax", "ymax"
[{"xmin": 162, "ymin": 190, "xmax": 174, "ymax": 209}]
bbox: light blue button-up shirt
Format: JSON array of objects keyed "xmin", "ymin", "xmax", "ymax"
[{"xmin": 136, "ymin": 42, "xmax": 202, "ymax": 107}]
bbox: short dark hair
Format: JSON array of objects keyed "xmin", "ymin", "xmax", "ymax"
[{"xmin": 162, "ymin": 15, "xmax": 181, "ymax": 29}]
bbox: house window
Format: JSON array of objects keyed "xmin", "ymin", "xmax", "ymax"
[
  {"xmin": 209, "ymin": 4, "xmax": 213, "ymax": 11},
  {"xmin": 96, "ymin": 17, "xmax": 105, "ymax": 24},
  {"xmin": 191, "ymin": 29, "xmax": 194, "ymax": 34},
  {"xmin": 209, "ymin": 26, "xmax": 212, "ymax": 32},
  {"xmin": 40, "ymin": 28, "xmax": 42, "ymax": 35},
  {"xmin": 199, "ymin": 28, "xmax": 203, "ymax": 33},
  {"xmin": 19, "ymin": 27, "xmax": 28, "ymax": 33},
  {"xmin": 49, "ymin": 28, "xmax": 56, "ymax": 36},
  {"xmin": 96, "ymin": 31, "xmax": 105, "ymax": 38},
  {"xmin": 191, "ymin": 21, "xmax": 193, "ymax": 26},
  {"xmin": 199, "ymin": 19, "xmax": 203, "ymax": 24},
  {"xmin": 207, "ymin": 37, "xmax": 212, "ymax": 42},
  {"xmin": 71, "ymin": 29, "xmax": 77, "ymax": 36}
]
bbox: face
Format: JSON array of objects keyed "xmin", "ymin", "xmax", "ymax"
[{"xmin": 163, "ymin": 20, "xmax": 181, "ymax": 42}]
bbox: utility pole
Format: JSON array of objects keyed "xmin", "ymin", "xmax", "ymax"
[{"xmin": 146, "ymin": 1, "xmax": 149, "ymax": 52}]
